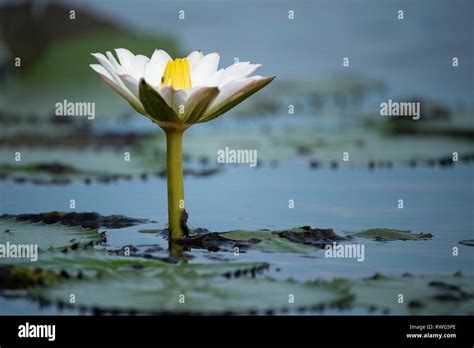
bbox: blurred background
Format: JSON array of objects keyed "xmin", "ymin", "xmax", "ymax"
[{"xmin": 0, "ymin": 0, "xmax": 472, "ymax": 165}]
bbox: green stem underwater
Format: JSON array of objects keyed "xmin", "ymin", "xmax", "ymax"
[{"xmin": 165, "ymin": 128, "xmax": 185, "ymax": 240}]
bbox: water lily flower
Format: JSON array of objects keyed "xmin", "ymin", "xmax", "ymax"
[{"xmin": 90, "ymin": 48, "xmax": 274, "ymax": 240}]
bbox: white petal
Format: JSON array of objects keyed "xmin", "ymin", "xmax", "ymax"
[
  {"xmin": 104, "ymin": 50, "xmax": 148, "ymax": 81},
  {"xmin": 128, "ymin": 54, "xmax": 149, "ymax": 80},
  {"xmin": 203, "ymin": 75, "xmax": 274, "ymax": 121},
  {"xmin": 105, "ymin": 51, "xmax": 124, "ymax": 73},
  {"xmin": 115, "ymin": 48, "xmax": 135, "ymax": 68},
  {"xmin": 157, "ymin": 86, "xmax": 175, "ymax": 110},
  {"xmin": 91, "ymin": 53, "xmax": 117, "ymax": 75},
  {"xmin": 90, "ymin": 64, "xmax": 115, "ymax": 82},
  {"xmin": 157, "ymin": 86, "xmax": 188, "ymax": 117},
  {"xmin": 218, "ymin": 63, "xmax": 262, "ymax": 86},
  {"xmin": 91, "ymin": 53, "xmax": 125, "ymax": 87},
  {"xmin": 187, "ymin": 50, "xmax": 204, "ymax": 71},
  {"xmin": 185, "ymin": 86, "xmax": 207, "ymax": 98},
  {"xmin": 210, "ymin": 78, "xmax": 253, "ymax": 109},
  {"xmin": 151, "ymin": 49, "xmax": 172, "ymax": 65},
  {"xmin": 117, "ymin": 73, "xmax": 140, "ymax": 99},
  {"xmin": 92, "ymin": 53, "xmax": 135, "ymax": 96},
  {"xmin": 204, "ymin": 68, "xmax": 225, "ymax": 87},
  {"xmin": 144, "ymin": 50, "xmax": 171, "ymax": 88},
  {"xmin": 191, "ymin": 52, "xmax": 220, "ymax": 87},
  {"xmin": 173, "ymin": 90, "xmax": 188, "ymax": 118},
  {"xmin": 90, "ymin": 65, "xmax": 145, "ymax": 114}
]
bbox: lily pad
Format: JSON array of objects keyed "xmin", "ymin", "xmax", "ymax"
[
  {"xmin": 0, "ymin": 217, "xmax": 348, "ymax": 314},
  {"xmin": 138, "ymin": 229, "xmax": 161, "ymax": 234},
  {"xmin": 29, "ymin": 270, "xmax": 349, "ymax": 314},
  {"xmin": 220, "ymin": 229, "xmax": 328, "ymax": 253},
  {"xmin": 0, "ymin": 266, "xmax": 61, "ymax": 290},
  {"xmin": 174, "ymin": 226, "xmax": 348, "ymax": 253},
  {"xmin": 350, "ymin": 228, "xmax": 433, "ymax": 242},
  {"xmin": 0, "ymin": 147, "xmax": 222, "ymax": 184},
  {"xmin": 156, "ymin": 226, "xmax": 432, "ymax": 253},
  {"xmin": 338, "ymin": 273, "xmax": 474, "ymax": 315},
  {"xmin": 0, "ymin": 212, "xmax": 149, "ymax": 229},
  {"xmin": 11, "ymin": 248, "xmax": 268, "ymax": 279},
  {"xmin": 1, "ymin": 218, "xmax": 471, "ymax": 315},
  {"xmin": 0, "ymin": 218, "xmax": 104, "ymax": 255},
  {"xmin": 0, "ymin": 147, "xmax": 165, "ymax": 183}
]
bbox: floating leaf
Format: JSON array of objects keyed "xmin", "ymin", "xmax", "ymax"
[
  {"xmin": 0, "ymin": 148, "xmax": 165, "ymax": 183},
  {"xmin": 0, "ymin": 266, "xmax": 61, "ymax": 290},
  {"xmin": 336, "ymin": 273, "xmax": 474, "ymax": 315},
  {"xmin": 159, "ymin": 226, "xmax": 431, "ymax": 253},
  {"xmin": 0, "ymin": 219, "xmax": 104, "ymax": 256},
  {"xmin": 350, "ymin": 228, "xmax": 432, "ymax": 242},
  {"xmin": 1, "ymin": 212, "xmax": 149, "ymax": 229},
  {"xmin": 221, "ymin": 226, "xmax": 347, "ymax": 252},
  {"xmin": 30, "ymin": 270, "xmax": 349, "ymax": 314},
  {"xmin": 220, "ymin": 230, "xmax": 317, "ymax": 253},
  {"xmin": 138, "ymin": 229, "xmax": 161, "ymax": 234},
  {"xmin": 175, "ymin": 226, "xmax": 347, "ymax": 253}
]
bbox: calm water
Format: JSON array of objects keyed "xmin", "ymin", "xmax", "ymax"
[{"xmin": 2, "ymin": 162, "xmax": 473, "ymax": 281}]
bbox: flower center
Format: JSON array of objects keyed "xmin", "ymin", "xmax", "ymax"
[{"xmin": 160, "ymin": 58, "xmax": 191, "ymax": 90}]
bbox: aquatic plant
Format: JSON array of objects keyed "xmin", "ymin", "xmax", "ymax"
[{"xmin": 90, "ymin": 49, "xmax": 274, "ymax": 239}]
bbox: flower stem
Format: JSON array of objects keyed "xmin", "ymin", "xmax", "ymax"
[{"xmin": 165, "ymin": 128, "xmax": 185, "ymax": 240}]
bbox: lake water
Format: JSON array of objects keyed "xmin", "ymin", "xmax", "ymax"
[{"xmin": 2, "ymin": 161, "xmax": 473, "ymax": 281}]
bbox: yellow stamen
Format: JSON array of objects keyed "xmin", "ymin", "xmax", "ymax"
[{"xmin": 160, "ymin": 58, "xmax": 191, "ymax": 90}]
